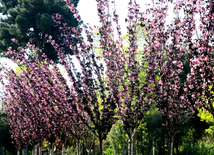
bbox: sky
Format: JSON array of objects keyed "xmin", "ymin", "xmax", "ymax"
[
  {"xmin": 76, "ymin": 0, "xmax": 174, "ymax": 36},
  {"xmin": 0, "ymin": 0, "xmax": 174, "ymax": 41},
  {"xmin": 77, "ymin": 0, "xmax": 152, "ymax": 36}
]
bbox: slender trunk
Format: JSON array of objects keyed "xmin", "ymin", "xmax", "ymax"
[
  {"xmin": 17, "ymin": 150, "xmax": 20, "ymax": 155},
  {"xmin": 76, "ymin": 139, "xmax": 80, "ymax": 155},
  {"xmin": 128, "ymin": 136, "xmax": 131, "ymax": 155},
  {"xmin": 22, "ymin": 148, "xmax": 25, "ymax": 155},
  {"xmin": 61, "ymin": 135, "xmax": 66, "ymax": 155},
  {"xmin": 128, "ymin": 134, "xmax": 134, "ymax": 155},
  {"xmin": 49, "ymin": 143, "xmax": 54, "ymax": 155},
  {"xmin": 136, "ymin": 135, "xmax": 138, "ymax": 155},
  {"xmin": 38, "ymin": 145, "xmax": 42, "ymax": 155},
  {"xmin": 25, "ymin": 145, "xmax": 28, "ymax": 155},
  {"xmin": 99, "ymin": 138, "xmax": 104, "ymax": 155},
  {"xmin": 52, "ymin": 143, "xmax": 55, "ymax": 155},
  {"xmin": 168, "ymin": 136, "xmax": 174, "ymax": 155},
  {"xmin": 34, "ymin": 145, "xmax": 38, "ymax": 155},
  {"xmin": 153, "ymin": 140, "xmax": 155, "ymax": 155},
  {"xmin": 32, "ymin": 146, "xmax": 34, "ymax": 155},
  {"xmin": 62, "ymin": 142, "xmax": 66, "ymax": 155}
]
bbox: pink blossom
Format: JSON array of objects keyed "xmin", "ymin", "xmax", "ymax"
[
  {"xmin": 48, "ymin": 35, "xmax": 52, "ymax": 40},
  {"xmin": 189, "ymin": 85, "xmax": 194, "ymax": 89},
  {"xmin": 192, "ymin": 94, "xmax": 195, "ymax": 98},
  {"xmin": 191, "ymin": 57, "xmax": 201, "ymax": 68},
  {"xmin": 11, "ymin": 38, "xmax": 18, "ymax": 44}
]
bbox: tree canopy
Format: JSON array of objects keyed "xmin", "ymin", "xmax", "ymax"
[{"xmin": 0, "ymin": 0, "xmax": 81, "ymax": 62}]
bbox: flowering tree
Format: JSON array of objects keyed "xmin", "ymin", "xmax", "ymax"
[
  {"xmin": 94, "ymin": 1, "xmax": 156, "ymax": 155},
  {"xmin": 186, "ymin": 0, "xmax": 214, "ymax": 110},
  {"xmin": 138, "ymin": 0, "xmax": 214, "ymax": 155},
  {"xmin": 0, "ymin": 43, "xmax": 88, "ymax": 155},
  {"xmin": 1, "ymin": 47, "xmax": 51, "ymax": 149},
  {"xmin": 52, "ymin": 1, "xmax": 155, "ymax": 155},
  {"xmin": 51, "ymin": 11, "xmax": 118, "ymax": 154},
  {"xmin": 185, "ymin": 0, "xmax": 214, "ymax": 135}
]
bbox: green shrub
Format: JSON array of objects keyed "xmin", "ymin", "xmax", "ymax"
[
  {"xmin": 104, "ymin": 147, "xmax": 114, "ymax": 155},
  {"xmin": 181, "ymin": 143, "xmax": 214, "ymax": 155}
]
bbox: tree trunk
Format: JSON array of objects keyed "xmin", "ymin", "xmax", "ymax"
[
  {"xmin": 61, "ymin": 134, "xmax": 66, "ymax": 155},
  {"xmin": 49, "ymin": 143, "xmax": 54, "ymax": 155},
  {"xmin": 152, "ymin": 140, "xmax": 156, "ymax": 155},
  {"xmin": 38, "ymin": 145, "xmax": 42, "ymax": 155},
  {"xmin": 22, "ymin": 148, "xmax": 25, "ymax": 155},
  {"xmin": 34, "ymin": 145, "xmax": 38, "ymax": 155},
  {"xmin": 153, "ymin": 146, "xmax": 155, "ymax": 155},
  {"xmin": 17, "ymin": 150, "xmax": 20, "ymax": 155},
  {"xmin": 128, "ymin": 134, "xmax": 134, "ymax": 155},
  {"xmin": 62, "ymin": 142, "xmax": 66, "ymax": 155},
  {"xmin": 76, "ymin": 139, "xmax": 80, "ymax": 155},
  {"xmin": 136, "ymin": 135, "xmax": 138, "ymax": 155},
  {"xmin": 168, "ymin": 136, "xmax": 174, "ymax": 155},
  {"xmin": 34, "ymin": 27, "xmax": 41, "ymax": 49},
  {"xmin": 25, "ymin": 145, "xmax": 28, "ymax": 155},
  {"xmin": 32, "ymin": 146, "xmax": 34, "ymax": 155},
  {"xmin": 99, "ymin": 138, "xmax": 104, "ymax": 155}
]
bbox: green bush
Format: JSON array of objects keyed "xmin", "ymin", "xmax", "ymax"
[
  {"xmin": 104, "ymin": 147, "xmax": 114, "ymax": 155},
  {"xmin": 181, "ymin": 143, "xmax": 214, "ymax": 155},
  {"xmin": 65, "ymin": 146, "xmax": 76, "ymax": 155}
]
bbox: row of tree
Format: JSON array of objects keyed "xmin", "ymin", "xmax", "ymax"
[
  {"xmin": 2, "ymin": 105, "xmax": 212, "ymax": 155},
  {"xmin": 1, "ymin": 0, "xmax": 214, "ymax": 155}
]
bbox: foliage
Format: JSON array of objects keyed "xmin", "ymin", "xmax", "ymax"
[
  {"xmin": 92, "ymin": 1, "xmax": 154, "ymax": 154},
  {"xmin": 0, "ymin": 0, "xmax": 81, "ymax": 62},
  {"xmin": 198, "ymin": 108, "xmax": 214, "ymax": 124},
  {"xmin": 142, "ymin": 106, "xmax": 167, "ymax": 155},
  {"xmin": 52, "ymin": 1, "xmax": 119, "ymax": 154},
  {"xmin": 180, "ymin": 143, "xmax": 214, "ymax": 155},
  {"xmin": 65, "ymin": 145, "xmax": 77, "ymax": 155},
  {"xmin": 1, "ymin": 44, "xmax": 88, "ymax": 150},
  {"xmin": 81, "ymin": 128, "xmax": 97, "ymax": 155},
  {"xmin": 184, "ymin": 0, "xmax": 214, "ymax": 129},
  {"xmin": 137, "ymin": 0, "xmax": 214, "ymax": 154},
  {"xmin": 106, "ymin": 121, "xmax": 128, "ymax": 155},
  {"xmin": 103, "ymin": 148, "xmax": 114, "ymax": 155}
]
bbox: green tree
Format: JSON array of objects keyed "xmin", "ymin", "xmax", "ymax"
[
  {"xmin": 0, "ymin": 0, "xmax": 81, "ymax": 62},
  {"xmin": 143, "ymin": 107, "xmax": 167, "ymax": 155},
  {"xmin": 106, "ymin": 121, "xmax": 128, "ymax": 155},
  {"xmin": 173, "ymin": 110, "xmax": 209, "ymax": 155}
]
